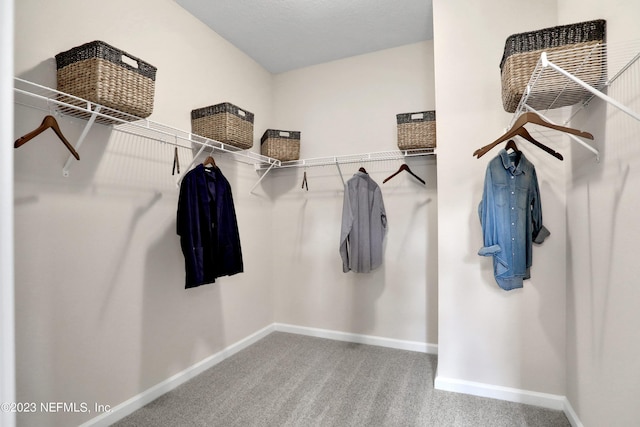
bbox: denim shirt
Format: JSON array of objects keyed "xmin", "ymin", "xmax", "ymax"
[{"xmin": 478, "ymin": 149, "xmax": 550, "ymax": 290}]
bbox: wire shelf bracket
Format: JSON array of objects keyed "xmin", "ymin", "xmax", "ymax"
[
  {"xmin": 540, "ymin": 51, "xmax": 640, "ymax": 123},
  {"xmin": 510, "ymin": 41, "xmax": 640, "ymax": 161}
]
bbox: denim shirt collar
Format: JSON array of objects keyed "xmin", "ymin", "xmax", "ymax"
[{"xmin": 499, "ymin": 148, "xmax": 525, "ymax": 176}]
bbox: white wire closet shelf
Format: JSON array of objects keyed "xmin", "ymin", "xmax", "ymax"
[
  {"xmin": 14, "ymin": 77, "xmax": 436, "ymax": 190},
  {"xmin": 258, "ymin": 148, "xmax": 436, "ymax": 170},
  {"xmin": 13, "ymin": 77, "xmax": 281, "ymax": 178},
  {"xmin": 259, "ymin": 148, "xmax": 436, "ymax": 187},
  {"xmin": 508, "ymin": 39, "xmax": 640, "ymax": 161}
]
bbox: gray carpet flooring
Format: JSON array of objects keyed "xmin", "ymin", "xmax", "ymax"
[{"xmin": 114, "ymin": 332, "xmax": 570, "ymax": 426}]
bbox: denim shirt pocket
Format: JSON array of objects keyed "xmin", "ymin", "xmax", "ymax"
[
  {"xmin": 495, "ymin": 184, "xmax": 508, "ymax": 207},
  {"xmin": 516, "ymin": 184, "xmax": 529, "ymax": 212},
  {"xmin": 494, "ymin": 254, "xmax": 509, "ymax": 276}
]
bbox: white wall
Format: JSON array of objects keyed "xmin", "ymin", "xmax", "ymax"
[
  {"xmin": 270, "ymin": 42, "xmax": 438, "ymax": 345},
  {"xmin": 13, "ymin": 1, "xmax": 275, "ymax": 426},
  {"xmin": 433, "ymin": 0, "xmax": 568, "ymax": 397},
  {"xmin": 1, "ymin": 0, "xmax": 16, "ymax": 425},
  {"xmin": 434, "ymin": 0, "xmax": 640, "ymax": 424},
  {"xmin": 559, "ymin": 1, "xmax": 640, "ymax": 425},
  {"xmin": 17, "ymin": 0, "xmax": 640, "ymax": 425},
  {"xmin": 14, "ymin": 2, "xmax": 438, "ymax": 426}
]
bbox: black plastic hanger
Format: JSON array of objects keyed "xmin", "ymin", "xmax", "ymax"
[
  {"xmin": 358, "ymin": 166, "xmax": 367, "ymax": 174},
  {"xmin": 14, "ymin": 115, "xmax": 80, "ymax": 160},
  {"xmin": 383, "ymin": 163, "xmax": 426, "ymax": 185}
]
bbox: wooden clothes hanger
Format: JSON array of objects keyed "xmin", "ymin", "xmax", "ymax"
[
  {"xmin": 203, "ymin": 154, "xmax": 216, "ymax": 168},
  {"xmin": 506, "ymin": 127, "xmax": 563, "ymax": 160},
  {"xmin": 14, "ymin": 115, "xmax": 80, "ymax": 160},
  {"xmin": 505, "ymin": 139, "xmax": 519, "ymax": 153},
  {"xmin": 383, "ymin": 163, "xmax": 426, "ymax": 185},
  {"xmin": 475, "ymin": 127, "xmax": 563, "ymax": 160},
  {"xmin": 514, "ymin": 112, "xmax": 593, "ymax": 139},
  {"xmin": 518, "ymin": 127, "xmax": 564, "ymax": 160},
  {"xmin": 473, "ymin": 111, "xmax": 574, "ymax": 160},
  {"xmin": 358, "ymin": 166, "xmax": 367, "ymax": 174}
]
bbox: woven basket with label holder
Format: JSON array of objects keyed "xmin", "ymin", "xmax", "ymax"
[
  {"xmin": 191, "ymin": 103, "xmax": 254, "ymax": 149},
  {"xmin": 396, "ymin": 111, "xmax": 436, "ymax": 150},
  {"xmin": 500, "ymin": 19, "xmax": 606, "ymax": 113},
  {"xmin": 260, "ymin": 129, "xmax": 300, "ymax": 161},
  {"xmin": 55, "ymin": 41, "xmax": 157, "ymax": 123}
]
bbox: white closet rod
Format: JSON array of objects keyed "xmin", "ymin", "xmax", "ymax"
[
  {"xmin": 254, "ymin": 148, "xmax": 436, "ymax": 189},
  {"xmin": 258, "ymin": 148, "xmax": 436, "ymax": 170}
]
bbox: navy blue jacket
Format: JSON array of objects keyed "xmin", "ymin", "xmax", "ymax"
[{"xmin": 177, "ymin": 164, "xmax": 243, "ymax": 288}]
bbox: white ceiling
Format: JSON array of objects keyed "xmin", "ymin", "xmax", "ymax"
[{"xmin": 175, "ymin": 0, "xmax": 434, "ymax": 74}]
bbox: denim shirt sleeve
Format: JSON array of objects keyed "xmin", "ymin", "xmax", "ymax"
[
  {"xmin": 477, "ymin": 165, "xmax": 501, "ymax": 257},
  {"xmin": 530, "ymin": 166, "xmax": 550, "ymax": 244}
]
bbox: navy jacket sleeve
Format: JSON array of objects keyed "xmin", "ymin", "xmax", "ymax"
[{"xmin": 177, "ymin": 168, "xmax": 209, "ymax": 288}]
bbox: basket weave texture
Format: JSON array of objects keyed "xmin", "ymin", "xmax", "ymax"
[
  {"xmin": 261, "ymin": 129, "xmax": 300, "ymax": 161},
  {"xmin": 55, "ymin": 41, "xmax": 157, "ymax": 122},
  {"xmin": 191, "ymin": 103, "xmax": 254, "ymax": 149},
  {"xmin": 500, "ymin": 20, "xmax": 606, "ymax": 113},
  {"xmin": 396, "ymin": 111, "xmax": 436, "ymax": 150}
]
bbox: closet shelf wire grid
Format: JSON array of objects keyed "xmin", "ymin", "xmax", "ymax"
[
  {"xmin": 258, "ymin": 148, "xmax": 436, "ymax": 170},
  {"xmin": 508, "ymin": 39, "xmax": 640, "ymax": 160},
  {"xmin": 13, "ymin": 78, "xmax": 436, "ymax": 185},
  {"xmin": 13, "ymin": 77, "xmax": 281, "ymax": 177}
]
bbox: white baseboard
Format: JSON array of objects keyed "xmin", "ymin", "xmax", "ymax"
[
  {"xmin": 81, "ymin": 322, "xmax": 436, "ymax": 425},
  {"xmin": 434, "ymin": 375, "xmax": 583, "ymax": 423},
  {"xmin": 274, "ymin": 323, "xmax": 438, "ymax": 354},
  {"xmin": 562, "ymin": 397, "xmax": 584, "ymax": 427},
  {"xmin": 80, "ymin": 324, "xmax": 275, "ymax": 427},
  {"xmin": 81, "ymin": 323, "xmax": 584, "ymax": 426}
]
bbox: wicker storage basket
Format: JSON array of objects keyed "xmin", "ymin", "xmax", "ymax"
[
  {"xmin": 261, "ymin": 129, "xmax": 300, "ymax": 161},
  {"xmin": 500, "ymin": 19, "xmax": 606, "ymax": 113},
  {"xmin": 55, "ymin": 41, "xmax": 157, "ymax": 122},
  {"xmin": 396, "ymin": 111, "xmax": 436, "ymax": 150},
  {"xmin": 191, "ymin": 103, "xmax": 254, "ymax": 149}
]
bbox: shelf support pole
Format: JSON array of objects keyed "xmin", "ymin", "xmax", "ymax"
[
  {"xmin": 250, "ymin": 162, "xmax": 275, "ymax": 194},
  {"xmin": 176, "ymin": 140, "xmax": 209, "ymax": 188},
  {"xmin": 335, "ymin": 159, "xmax": 345, "ymax": 187},
  {"xmin": 62, "ymin": 106, "xmax": 101, "ymax": 177},
  {"xmin": 541, "ymin": 52, "xmax": 640, "ymax": 123}
]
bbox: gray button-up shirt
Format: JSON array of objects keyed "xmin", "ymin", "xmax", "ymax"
[
  {"xmin": 340, "ymin": 171, "xmax": 388, "ymax": 273},
  {"xmin": 478, "ymin": 149, "xmax": 550, "ymax": 290}
]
